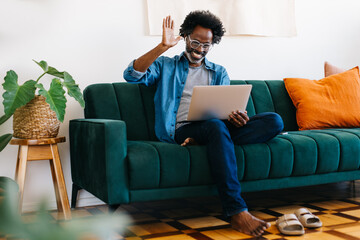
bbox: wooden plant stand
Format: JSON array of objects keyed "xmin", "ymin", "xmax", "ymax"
[{"xmin": 10, "ymin": 137, "xmax": 71, "ymax": 220}]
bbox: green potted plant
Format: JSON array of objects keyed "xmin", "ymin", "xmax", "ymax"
[{"xmin": 0, "ymin": 60, "xmax": 85, "ymax": 151}]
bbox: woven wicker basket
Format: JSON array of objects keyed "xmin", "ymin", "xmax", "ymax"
[{"xmin": 13, "ymin": 95, "xmax": 60, "ymax": 139}]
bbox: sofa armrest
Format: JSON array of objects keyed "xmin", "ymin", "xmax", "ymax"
[{"xmin": 69, "ymin": 119, "xmax": 129, "ymax": 204}]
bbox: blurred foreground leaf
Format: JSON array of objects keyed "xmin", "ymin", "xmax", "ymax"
[{"xmin": 0, "ymin": 181, "xmax": 129, "ymax": 240}]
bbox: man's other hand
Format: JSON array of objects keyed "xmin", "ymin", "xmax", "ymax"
[
  {"xmin": 228, "ymin": 110, "xmax": 249, "ymax": 128},
  {"xmin": 162, "ymin": 16, "xmax": 182, "ymax": 48}
]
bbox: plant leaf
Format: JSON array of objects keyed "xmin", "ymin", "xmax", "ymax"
[
  {"xmin": 36, "ymin": 79, "xmax": 67, "ymax": 122},
  {"xmin": 47, "ymin": 66, "xmax": 64, "ymax": 79},
  {"xmin": 33, "ymin": 60, "xmax": 64, "ymax": 78},
  {"xmin": 63, "ymin": 72, "xmax": 85, "ymax": 107},
  {"xmin": 2, "ymin": 71, "xmax": 36, "ymax": 116},
  {"xmin": 33, "ymin": 60, "xmax": 48, "ymax": 72},
  {"xmin": 0, "ymin": 134, "xmax": 12, "ymax": 152},
  {"xmin": 0, "ymin": 114, "xmax": 11, "ymax": 125}
]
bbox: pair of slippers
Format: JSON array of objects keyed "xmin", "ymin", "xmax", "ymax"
[{"xmin": 276, "ymin": 208, "xmax": 322, "ymax": 235}]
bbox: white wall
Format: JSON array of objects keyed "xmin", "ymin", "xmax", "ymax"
[{"xmin": 1, "ymin": 0, "xmax": 360, "ymax": 211}]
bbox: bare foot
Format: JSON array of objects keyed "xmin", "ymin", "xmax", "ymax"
[
  {"xmin": 180, "ymin": 137, "xmax": 198, "ymax": 146},
  {"xmin": 231, "ymin": 211, "xmax": 271, "ymax": 237}
]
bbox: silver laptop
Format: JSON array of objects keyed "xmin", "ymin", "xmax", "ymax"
[{"xmin": 187, "ymin": 85, "xmax": 252, "ymax": 121}]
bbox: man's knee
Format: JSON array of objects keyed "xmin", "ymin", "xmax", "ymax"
[
  {"xmin": 203, "ymin": 119, "xmax": 229, "ymax": 136},
  {"xmin": 205, "ymin": 118, "xmax": 226, "ymax": 127},
  {"xmin": 264, "ymin": 112, "xmax": 284, "ymax": 134}
]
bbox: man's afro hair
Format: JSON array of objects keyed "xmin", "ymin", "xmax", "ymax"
[{"xmin": 179, "ymin": 10, "xmax": 225, "ymax": 44}]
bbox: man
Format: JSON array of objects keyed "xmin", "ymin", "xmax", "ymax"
[{"xmin": 124, "ymin": 11, "xmax": 284, "ymax": 237}]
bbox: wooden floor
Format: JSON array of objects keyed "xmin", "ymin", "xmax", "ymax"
[{"xmin": 16, "ymin": 181, "xmax": 360, "ymax": 239}]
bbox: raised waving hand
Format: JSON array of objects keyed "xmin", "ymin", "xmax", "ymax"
[
  {"xmin": 162, "ymin": 16, "xmax": 182, "ymax": 48},
  {"xmin": 133, "ymin": 15, "xmax": 181, "ymax": 72}
]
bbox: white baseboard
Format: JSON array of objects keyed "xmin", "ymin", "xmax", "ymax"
[
  {"xmin": 76, "ymin": 196, "xmax": 105, "ymax": 208},
  {"xmin": 22, "ymin": 196, "xmax": 105, "ymax": 213}
]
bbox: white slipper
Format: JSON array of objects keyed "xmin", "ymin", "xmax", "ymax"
[
  {"xmin": 276, "ymin": 213, "xmax": 305, "ymax": 236},
  {"xmin": 294, "ymin": 208, "xmax": 322, "ymax": 228}
]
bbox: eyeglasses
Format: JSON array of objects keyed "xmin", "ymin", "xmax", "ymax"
[{"xmin": 187, "ymin": 35, "xmax": 213, "ymax": 51}]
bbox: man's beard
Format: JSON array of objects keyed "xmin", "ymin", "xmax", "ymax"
[{"xmin": 185, "ymin": 47, "xmax": 207, "ymax": 64}]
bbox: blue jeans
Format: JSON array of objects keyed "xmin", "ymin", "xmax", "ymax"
[{"xmin": 175, "ymin": 112, "xmax": 284, "ymax": 216}]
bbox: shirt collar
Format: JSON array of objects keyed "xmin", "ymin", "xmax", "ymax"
[{"xmin": 180, "ymin": 52, "xmax": 216, "ymax": 72}]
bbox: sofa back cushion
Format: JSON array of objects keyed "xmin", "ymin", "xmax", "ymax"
[
  {"xmin": 83, "ymin": 80, "xmax": 297, "ymax": 141},
  {"xmin": 232, "ymin": 80, "xmax": 297, "ymax": 131},
  {"xmin": 84, "ymin": 83, "xmax": 158, "ymax": 141}
]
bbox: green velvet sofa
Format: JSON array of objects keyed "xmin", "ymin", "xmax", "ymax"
[{"xmin": 69, "ymin": 80, "xmax": 360, "ymax": 209}]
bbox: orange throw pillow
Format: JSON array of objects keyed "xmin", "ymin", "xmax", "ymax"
[{"xmin": 284, "ymin": 67, "xmax": 360, "ymax": 130}]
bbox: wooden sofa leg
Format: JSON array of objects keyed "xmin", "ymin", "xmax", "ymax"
[
  {"xmin": 109, "ymin": 204, "xmax": 120, "ymax": 213},
  {"xmin": 71, "ymin": 184, "xmax": 82, "ymax": 209}
]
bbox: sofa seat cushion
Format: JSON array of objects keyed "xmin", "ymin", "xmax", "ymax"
[
  {"xmin": 126, "ymin": 129, "xmax": 360, "ymax": 190},
  {"xmin": 127, "ymin": 141, "xmax": 191, "ymax": 190},
  {"xmin": 241, "ymin": 129, "xmax": 360, "ymax": 180}
]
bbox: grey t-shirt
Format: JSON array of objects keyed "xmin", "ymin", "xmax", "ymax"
[{"xmin": 176, "ymin": 64, "xmax": 212, "ymax": 129}]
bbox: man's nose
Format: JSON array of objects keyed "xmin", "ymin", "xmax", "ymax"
[{"xmin": 195, "ymin": 45, "xmax": 206, "ymax": 51}]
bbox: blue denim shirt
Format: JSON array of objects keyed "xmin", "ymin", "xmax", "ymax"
[{"xmin": 123, "ymin": 52, "xmax": 230, "ymax": 143}]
